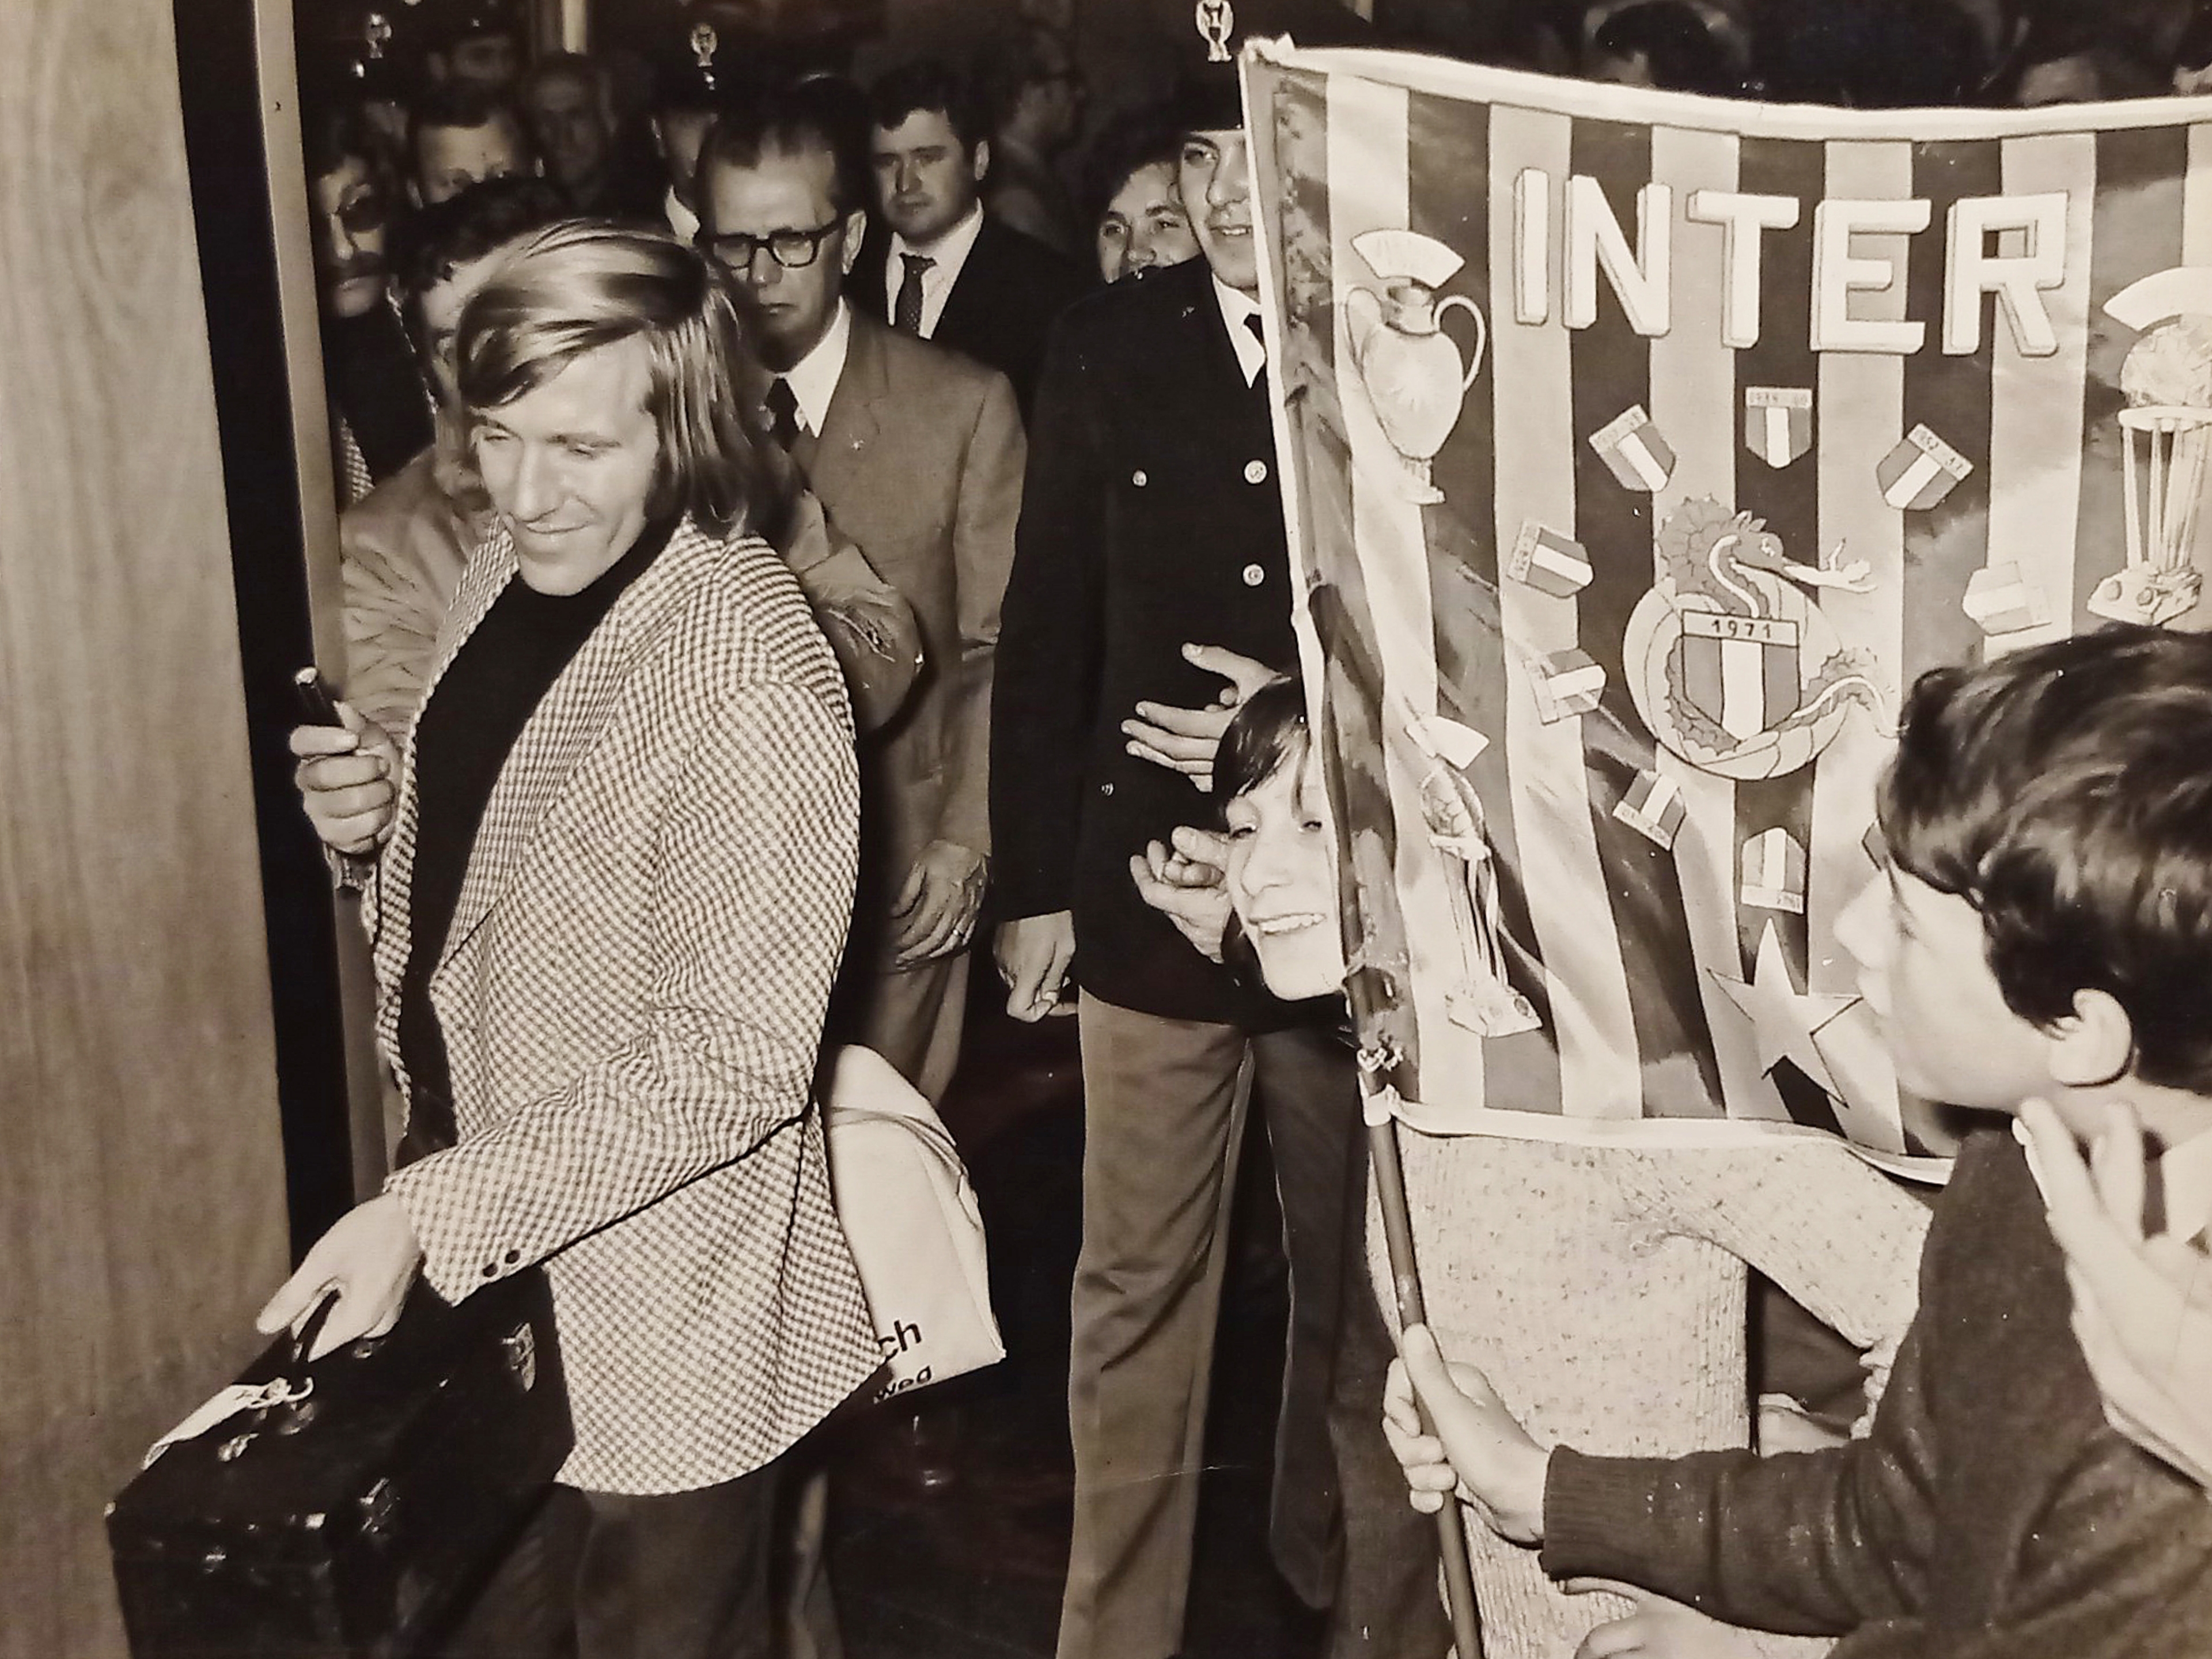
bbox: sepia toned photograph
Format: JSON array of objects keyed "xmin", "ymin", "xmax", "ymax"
[{"xmin": 8, "ymin": 2, "xmax": 2212, "ymax": 1657}]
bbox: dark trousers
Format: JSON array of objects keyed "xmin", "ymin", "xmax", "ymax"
[
  {"xmin": 1264, "ymin": 1033, "xmax": 1454, "ymax": 1659},
  {"xmin": 1060, "ymin": 997, "xmax": 1443, "ymax": 1659},
  {"xmin": 440, "ymin": 1462, "xmax": 785, "ymax": 1659}
]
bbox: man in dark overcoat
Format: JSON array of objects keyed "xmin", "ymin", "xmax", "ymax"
[{"xmin": 988, "ymin": 36, "xmax": 1445, "ymax": 1659}]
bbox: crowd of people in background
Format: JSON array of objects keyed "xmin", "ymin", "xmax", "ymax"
[
  {"xmin": 279, "ymin": 3, "xmax": 2212, "ymax": 1658},
  {"xmin": 298, "ymin": 0, "xmax": 2212, "ymax": 517}
]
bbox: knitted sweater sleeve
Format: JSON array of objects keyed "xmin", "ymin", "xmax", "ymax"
[{"xmin": 1623, "ymin": 1142, "xmax": 1929, "ymax": 1422}]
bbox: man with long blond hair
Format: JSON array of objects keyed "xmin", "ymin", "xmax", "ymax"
[
  {"xmin": 341, "ymin": 180, "xmax": 921, "ymax": 749},
  {"xmin": 276, "ymin": 221, "xmax": 880, "ymax": 1658}
]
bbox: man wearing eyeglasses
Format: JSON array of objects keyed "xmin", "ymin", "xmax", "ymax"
[{"xmin": 699, "ymin": 77, "xmax": 1021, "ymax": 1110}]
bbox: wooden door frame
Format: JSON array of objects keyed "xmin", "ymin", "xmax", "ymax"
[{"xmin": 171, "ymin": 0, "xmax": 388, "ymax": 1251}]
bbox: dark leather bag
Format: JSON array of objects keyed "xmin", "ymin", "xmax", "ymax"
[{"xmin": 107, "ymin": 1269, "xmax": 570, "ymax": 1658}]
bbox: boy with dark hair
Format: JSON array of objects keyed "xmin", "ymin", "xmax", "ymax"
[
  {"xmin": 1386, "ymin": 625, "xmax": 2212, "ymax": 1658},
  {"xmin": 1584, "ymin": 1, "xmax": 1739, "ymax": 94},
  {"xmin": 1083, "ymin": 105, "xmax": 1199, "ymax": 285}
]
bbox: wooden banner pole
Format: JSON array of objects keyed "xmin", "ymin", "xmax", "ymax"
[{"xmin": 1367, "ymin": 1113, "xmax": 1483, "ymax": 1658}]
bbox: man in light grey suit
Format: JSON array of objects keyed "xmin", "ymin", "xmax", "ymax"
[{"xmin": 699, "ymin": 78, "xmax": 1022, "ymax": 1105}]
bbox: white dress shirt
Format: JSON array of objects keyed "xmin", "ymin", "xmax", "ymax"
[
  {"xmin": 664, "ymin": 185, "xmax": 699, "ymax": 245},
  {"xmin": 1212, "ymin": 277, "xmax": 1267, "ymax": 386},
  {"xmin": 884, "ymin": 201, "xmax": 986, "ymax": 339},
  {"xmin": 778, "ymin": 300, "xmax": 854, "ymax": 437}
]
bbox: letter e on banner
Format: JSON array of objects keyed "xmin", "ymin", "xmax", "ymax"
[{"xmin": 1811, "ymin": 198, "xmax": 1932, "ymax": 355}]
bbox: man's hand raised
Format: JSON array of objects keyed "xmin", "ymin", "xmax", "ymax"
[
  {"xmin": 1121, "ymin": 643, "xmax": 1282, "ymax": 793},
  {"xmin": 1130, "ymin": 828, "xmax": 1234, "ymax": 963}
]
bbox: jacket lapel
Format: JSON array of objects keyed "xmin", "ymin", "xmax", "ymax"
[
  {"xmin": 428, "ymin": 520, "xmax": 710, "ymax": 977},
  {"xmin": 808, "ymin": 312, "xmax": 887, "ymax": 501},
  {"xmin": 933, "ymin": 216, "xmax": 998, "ymax": 347},
  {"xmin": 370, "ymin": 525, "xmax": 518, "ymax": 1011}
]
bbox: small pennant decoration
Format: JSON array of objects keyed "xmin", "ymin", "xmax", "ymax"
[
  {"xmin": 1613, "ymin": 768, "xmax": 1687, "ymax": 850},
  {"xmin": 1962, "ymin": 562, "xmax": 2048, "ymax": 637},
  {"xmin": 1741, "ymin": 826, "xmax": 1807, "ymax": 915},
  {"xmin": 1744, "ymin": 387, "xmax": 1813, "ymax": 469},
  {"xmin": 1590, "ymin": 404, "xmax": 1676, "ymax": 492},
  {"xmin": 1508, "ymin": 521, "xmax": 1593, "ymax": 597},
  {"xmin": 1877, "ymin": 423, "xmax": 1974, "ymax": 512},
  {"xmin": 1529, "ymin": 648, "xmax": 1607, "ymax": 724}
]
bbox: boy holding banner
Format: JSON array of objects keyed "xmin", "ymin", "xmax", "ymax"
[{"xmin": 1385, "ymin": 628, "xmax": 2212, "ymax": 1657}]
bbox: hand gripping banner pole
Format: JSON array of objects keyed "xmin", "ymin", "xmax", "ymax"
[{"xmin": 1366, "ymin": 1108, "xmax": 1483, "ymax": 1658}]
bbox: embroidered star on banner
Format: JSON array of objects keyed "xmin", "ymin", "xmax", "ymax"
[{"xmin": 1709, "ymin": 921, "xmax": 1858, "ymax": 1097}]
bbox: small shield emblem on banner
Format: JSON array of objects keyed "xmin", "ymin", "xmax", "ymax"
[
  {"xmin": 1529, "ymin": 648, "xmax": 1607, "ymax": 723},
  {"xmin": 1741, "ymin": 827, "xmax": 1807, "ymax": 915},
  {"xmin": 1590, "ymin": 404, "xmax": 1676, "ymax": 493},
  {"xmin": 1876, "ymin": 424, "xmax": 1973, "ymax": 512},
  {"xmin": 1508, "ymin": 520, "xmax": 1592, "ymax": 597},
  {"xmin": 1613, "ymin": 768, "xmax": 1687, "ymax": 850},
  {"xmin": 1744, "ymin": 388, "xmax": 1813, "ymax": 469},
  {"xmin": 1675, "ymin": 611, "xmax": 1802, "ymax": 743}
]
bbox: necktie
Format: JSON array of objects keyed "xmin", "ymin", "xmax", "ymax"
[
  {"xmin": 764, "ymin": 376, "xmax": 800, "ymax": 450},
  {"xmin": 1243, "ymin": 313, "xmax": 1267, "ymax": 387},
  {"xmin": 896, "ymin": 252, "xmax": 935, "ymax": 334}
]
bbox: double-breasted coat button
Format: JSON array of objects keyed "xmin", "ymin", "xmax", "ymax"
[
  {"xmin": 1100, "ymin": 782, "xmax": 1115, "ymax": 796},
  {"xmin": 1244, "ymin": 460, "xmax": 1269, "ymax": 484},
  {"xmin": 1243, "ymin": 563, "xmax": 1267, "ymax": 586},
  {"xmin": 481, "ymin": 1263, "xmax": 498, "ymax": 1278},
  {"xmin": 1131, "ymin": 469, "xmax": 1148, "ymax": 487},
  {"xmin": 503, "ymin": 1248, "xmax": 521, "ymax": 1265}
]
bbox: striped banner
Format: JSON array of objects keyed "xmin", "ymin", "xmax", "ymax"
[{"xmin": 1245, "ymin": 46, "xmax": 2212, "ymax": 1168}]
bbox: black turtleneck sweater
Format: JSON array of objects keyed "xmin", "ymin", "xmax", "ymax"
[{"xmin": 393, "ymin": 513, "xmax": 677, "ymax": 1164}]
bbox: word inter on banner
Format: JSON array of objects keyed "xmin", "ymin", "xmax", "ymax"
[{"xmin": 1509, "ymin": 169, "xmax": 2071, "ymax": 359}]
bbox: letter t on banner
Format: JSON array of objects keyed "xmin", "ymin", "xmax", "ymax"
[{"xmin": 1687, "ymin": 190, "xmax": 1803, "ymax": 350}]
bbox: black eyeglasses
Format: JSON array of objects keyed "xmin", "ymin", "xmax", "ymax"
[
  {"xmin": 702, "ymin": 219, "xmax": 844, "ymax": 272},
  {"xmin": 329, "ymin": 192, "xmax": 389, "ymax": 236}
]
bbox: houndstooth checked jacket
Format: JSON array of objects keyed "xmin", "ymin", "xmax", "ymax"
[{"xmin": 369, "ymin": 516, "xmax": 882, "ymax": 1495}]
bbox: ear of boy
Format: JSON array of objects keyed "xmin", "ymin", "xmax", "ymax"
[{"xmin": 2045, "ymin": 988, "xmax": 2137, "ymax": 1096}]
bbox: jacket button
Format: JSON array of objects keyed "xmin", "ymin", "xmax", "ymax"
[
  {"xmin": 1243, "ymin": 563, "xmax": 1266, "ymax": 586},
  {"xmin": 1100, "ymin": 782, "xmax": 1114, "ymax": 797},
  {"xmin": 481, "ymin": 1263, "xmax": 498, "ymax": 1278},
  {"xmin": 1131, "ymin": 469, "xmax": 1148, "ymax": 487},
  {"xmin": 503, "ymin": 1248, "xmax": 521, "ymax": 1265},
  {"xmin": 1244, "ymin": 460, "xmax": 1268, "ymax": 484}
]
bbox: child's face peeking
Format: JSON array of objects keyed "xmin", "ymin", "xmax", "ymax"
[
  {"xmin": 1835, "ymin": 863, "xmax": 2055, "ymax": 1116},
  {"xmin": 1224, "ymin": 740, "xmax": 1347, "ymax": 1002}
]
